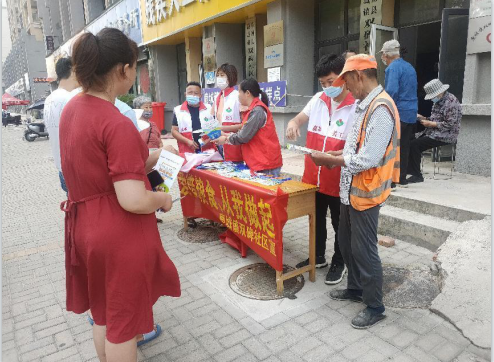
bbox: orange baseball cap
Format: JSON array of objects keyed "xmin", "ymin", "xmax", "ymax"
[{"xmin": 333, "ymin": 54, "xmax": 378, "ymax": 87}]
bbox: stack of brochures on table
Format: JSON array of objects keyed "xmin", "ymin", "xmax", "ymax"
[{"xmin": 197, "ymin": 162, "xmax": 290, "ymax": 186}]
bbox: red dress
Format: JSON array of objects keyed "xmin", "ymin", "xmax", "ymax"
[{"xmin": 59, "ymin": 94, "xmax": 180, "ymax": 344}]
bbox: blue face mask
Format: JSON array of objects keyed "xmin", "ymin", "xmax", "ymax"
[
  {"xmin": 431, "ymin": 97, "xmax": 440, "ymax": 103},
  {"xmin": 323, "ymin": 86, "xmax": 343, "ymax": 99},
  {"xmin": 142, "ymin": 111, "xmax": 153, "ymax": 119},
  {"xmin": 186, "ymin": 95, "xmax": 200, "ymax": 106}
]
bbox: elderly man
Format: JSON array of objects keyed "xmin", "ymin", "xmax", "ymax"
[
  {"xmin": 380, "ymin": 39, "xmax": 418, "ymax": 186},
  {"xmin": 311, "ymin": 54, "xmax": 400, "ymax": 329},
  {"xmin": 408, "ymin": 79, "xmax": 462, "ymax": 183}
]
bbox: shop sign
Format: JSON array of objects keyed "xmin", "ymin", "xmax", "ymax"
[
  {"xmin": 33, "ymin": 77, "xmax": 53, "ymax": 83},
  {"xmin": 470, "ymin": 0, "xmax": 491, "ymax": 19},
  {"xmin": 245, "ymin": 17, "xmax": 257, "ymax": 78},
  {"xmin": 467, "ymin": 16, "xmax": 491, "ymax": 54},
  {"xmin": 359, "ymin": 0, "xmax": 383, "ymax": 53},
  {"xmin": 145, "ymin": 0, "xmax": 208, "ymax": 26},
  {"xmin": 264, "ymin": 20, "xmax": 283, "ymax": 47},
  {"xmin": 87, "ymin": 0, "xmax": 142, "ymax": 44},
  {"xmin": 202, "ymin": 81, "xmax": 287, "ymax": 107},
  {"xmin": 264, "ymin": 44, "xmax": 283, "ymax": 68},
  {"xmin": 5, "ymin": 78, "xmax": 25, "ymax": 97}
]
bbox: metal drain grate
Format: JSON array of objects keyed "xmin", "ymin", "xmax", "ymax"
[
  {"xmin": 176, "ymin": 220, "xmax": 226, "ymax": 244},
  {"xmin": 229, "ymin": 263, "xmax": 304, "ymax": 300}
]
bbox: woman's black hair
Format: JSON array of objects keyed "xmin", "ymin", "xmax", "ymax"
[
  {"xmin": 72, "ymin": 28, "xmax": 138, "ymax": 92},
  {"xmin": 239, "ymin": 78, "xmax": 269, "ymax": 107}
]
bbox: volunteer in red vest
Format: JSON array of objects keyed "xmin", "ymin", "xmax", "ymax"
[
  {"xmin": 215, "ymin": 78, "xmax": 282, "ymax": 176},
  {"xmin": 286, "ymin": 54, "xmax": 356, "ymax": 285},
  {"xmin": 212, "ymin": 63, "xmax": 243, "ymax": 162},
  {"xmin": 311, "ymin": 54, "xmax": 400, "ymax": 329},
  {"xmin": 172, "ymin": 81, "xmax": 214, "ymax": 154}
]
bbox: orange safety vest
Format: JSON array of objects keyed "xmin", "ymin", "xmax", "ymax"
[{"xmin": 350, "ymin": 91, "xmax": 400, "ymax": 211}]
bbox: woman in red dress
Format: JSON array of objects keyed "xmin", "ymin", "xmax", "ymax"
[{"xmin": 59, "ymin": 28, "xmax": 180, "ymax": 361}]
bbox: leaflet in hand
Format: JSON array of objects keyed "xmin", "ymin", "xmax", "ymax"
[
  {"xmin": 286, "ymin": 143, "xmax": 316, "ymax": 155},
  {"xmin": 201, "ymin": 116, "xmax": 222, "ymax": 141},
  {"xmin": 154, "ymin": 150, "xmax": 185, "ymax": 192}
]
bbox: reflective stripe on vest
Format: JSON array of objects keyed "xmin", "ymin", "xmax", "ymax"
[
  {"xmin": 350, "ymin": 178, "xmax": 393, "ymax": 198},
  {"xmin": 349, "ymin": 91, "xmax": 401, "ymax": 210}
]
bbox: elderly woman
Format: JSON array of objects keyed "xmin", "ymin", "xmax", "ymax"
[{"xmin": 133, "ymin": 95, "xmax": 163, "ymax": 149}]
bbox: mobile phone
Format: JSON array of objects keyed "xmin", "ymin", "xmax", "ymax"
[{"xmin": 147, "ymin": 169, "xmax": 165, "ymax": 189}]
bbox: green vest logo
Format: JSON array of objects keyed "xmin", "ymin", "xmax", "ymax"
[
  {"xmin": 336, "ymin": 119, "xmax": 344, "ymax": 127},
  {"xmin": 226, "ymin": 107, "xmax": 232, "ymax": 113}
]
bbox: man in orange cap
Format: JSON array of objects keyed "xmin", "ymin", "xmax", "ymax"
[{"xmin": 310, "ymin": 54, "xmax": 400, "ymax": 329}]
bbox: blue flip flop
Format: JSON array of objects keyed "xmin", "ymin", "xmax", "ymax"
[{"xmin": 137, "ymin": 324, "xmax": 162, "ymax": 347}]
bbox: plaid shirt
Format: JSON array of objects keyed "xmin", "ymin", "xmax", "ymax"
[{"xmin": 425, "ymin": 92, "xmax": 462, "ymax": 144}]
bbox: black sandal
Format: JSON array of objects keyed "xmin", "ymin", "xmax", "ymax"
[{"xmin": 187, "ymin": 218, "xmax": 197, "ymax": 228}]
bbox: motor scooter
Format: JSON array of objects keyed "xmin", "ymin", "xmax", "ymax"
[{"xmin": 24, "ymin": 120, "xmax": 49, "ymax": 142}]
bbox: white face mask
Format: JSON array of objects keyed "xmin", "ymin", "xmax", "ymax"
[
  {"xmin": 382, "ymin": 58, "xmax": 387, "ymax": 66},
  {"xmin": 216, "ymin": 77, "xmax": 228, "ymax": 90}
]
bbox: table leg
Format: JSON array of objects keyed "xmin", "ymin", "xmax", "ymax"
[
  {"xmin": 276, "ymin": 270, "xmax": 284, "ymax": 295},
  {"xmin": 308, "ymin": 211, "xmax": 316, "ymax": 282},
  {"xmin": 183, "ymin": 216, "xmax": 188, "ymax": 231}
]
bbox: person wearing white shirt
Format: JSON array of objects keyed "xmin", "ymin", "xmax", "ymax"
[{"xmin": 44, "ymin": 58, "xmax": 80, "ymax": 192}]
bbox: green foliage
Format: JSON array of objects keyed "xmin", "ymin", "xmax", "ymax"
[{"xmin": 117, "ymin": 94, "xmax": 136, "ymax": 108}]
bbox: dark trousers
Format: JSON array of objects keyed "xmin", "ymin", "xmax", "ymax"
[
  {"xmin": 339, "ymin": 204, "xmax": 384, "ymax": 311},
  {"xmin": 316, "ymin": 192, "xmax": 344, "ymax": 265},
  {"xmin": 408, "ymin": 136, "xmax": 449, "ymax": 177},
  {"xmin": 399, "ymin": 122, "xmax": 416, "ymax": 183}
]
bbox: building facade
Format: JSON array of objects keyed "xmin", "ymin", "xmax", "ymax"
[
  {"xmin": 3, "ymin": 0, "xmax": 50, "ymax": 105},
  {"xmin": 4, "ymin": 0, "xmax": 489, "ymax": 176},
  {"xmin": 41, "ymin": 0, "xmax": 148, "ymax": 96},
  {"xmin": 139, "ymin": 0, "xmax": 490, "ymax": 176}
]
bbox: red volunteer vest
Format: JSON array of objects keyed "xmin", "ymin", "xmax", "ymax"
[
  {"xmin": 174, "ymin": 101, "xmax": 215, "ymax": 154},
  {"xmin": 240, "ymin": 98, "xmax": 283, "ymax": 172},
  {"xmin": 302, "ymin": 92, "xmax": 356, "ymax": 197},
  {"xmin": 215, "ymin": 87, "xmax": 243, "ymax": 162}
]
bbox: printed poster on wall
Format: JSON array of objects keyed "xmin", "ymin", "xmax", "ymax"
[
  {"xmin": 245, "ymin": 17, "xmax": 257, "ymax": 79},
  {"xmin": 470, "ymin": 0, "xmax": 492, "ymax": 18},
  {"xmin": 267, "ymin": 67, "xmax": 281, "ymax": 82},
  {"xmin": 359, "ymin": 0, "xmax": 383, "ymax": 53},
  {"xmin": 205, "ymin": 71, "xmax": 216, "ymax": 85},
  {"xmin": 203, "ymin": 37, "xmax": 215, "ymax": 56},
  {"xmin": 467, "ymin": 16, "xmax": 492, "ymax": 54}
]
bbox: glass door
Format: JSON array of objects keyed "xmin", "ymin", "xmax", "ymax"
[{"xmin": 370, "ymin": 24, "xmax": 398, "ymax": 87}]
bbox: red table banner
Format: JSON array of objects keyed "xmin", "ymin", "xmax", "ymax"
[{"xmin": 178, "ymin": 169, "xmax": 289, "ymax": 271}]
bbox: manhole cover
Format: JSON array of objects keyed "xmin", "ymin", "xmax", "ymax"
[
  {"xmin": 229, "ymin": 263, "xmax": 304, "ymax": 300},
  {"xmin": 176, "ymin": 220, "xmax": 226, "ymax": 244},
  {"xmin": 383, "ymin": 265, "xmax": 442, "ymax": 308}
]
